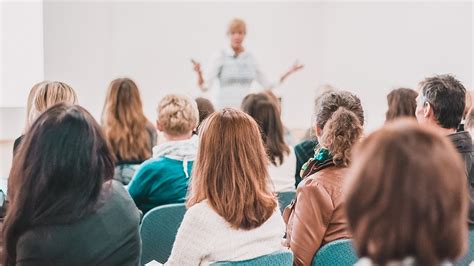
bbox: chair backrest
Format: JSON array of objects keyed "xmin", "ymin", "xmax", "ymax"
[
  {"xmin": 455, "ymin": 229, "xmax": 474, "ymax": 266},
  {"xmin": 312, "ymin": 239, "xmax": 358, "ymax": 266},
  {"xmin": 211, "ymin": 250, "xmax": 293, "ymax": 266},
  {"xmin": 277, "ymin": 191, "xmax": 296, "ymax": 213},
  {"xmin": 139, "ymin": 203, "xmax": 187, "ymax": 265}
]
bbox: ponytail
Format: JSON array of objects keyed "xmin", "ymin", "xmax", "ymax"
[{"xmin": 320, "ymin": 107, "xmax": 363, "ymax": 167}]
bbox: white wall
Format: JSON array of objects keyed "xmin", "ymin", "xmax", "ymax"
[
  {"xmin": 1, "ymin": 1, "xmax": 44, "ymax": 108},
  {"xmin": 0, "ymin": 1, "xmax": 44, "ymax": 139},
  {"xmin": 43, "ymin": 2, "xmax": 322, "ymax": 129},
  {"xmin": 0, "ymin": 1, "xmax": 44, "ymax": 179},
  {"xmin": 319, "ymin": 1, "xmax": 472, "ymax": 131}
]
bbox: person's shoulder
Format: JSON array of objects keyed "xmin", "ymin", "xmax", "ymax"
[
  {"xmin": 185, "ymin": 201, "xmax": 221, "ymax": 224},
  {"xmin": 241, "ymin": 50, "xmax": 258, "ymax": 62},
  {"xmin": 299, "ymin": 167, "xmax": 346, "ymax": 200},
  {"xmin": 187, "ymin": 201, "xmax": 213, "ymax": 216},
  {"xmin": 136, "ymin": 157, "xmax": 170, "ymax": 173},
  {"xmin": 104, "ymin": 180, "xmax": 135, "ymax": 202},
  {"xmin": 100, "ymin": 180, "xmax": 141, "ymax": 220},
  {"xmin": 295, "ymin": 139, "xmax": 316, "ymax": 151},
  {"xmin": 299, "ymin": 167, "xmax": 337, "ymax": 189}
]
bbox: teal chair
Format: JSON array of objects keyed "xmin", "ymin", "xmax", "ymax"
[
  {"xmin": 455, "ymin": 230, "xmax": 474, "ymax": 266},
  {"xmin": 139, "ymin": 203, "xmax": 187, "ymax": 265},
  {"xmin": 312, "ymin": 239, "xmax": 358, "ymax": 266},
  {"xmin": 212, "ymin": 250, "xmax": 293, "ymax": 265},
  {"xmin": 277, "ymin": 191, "xmax": 296, "ymax": 213}
]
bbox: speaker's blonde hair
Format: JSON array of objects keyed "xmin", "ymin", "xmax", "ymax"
[{"xmin": 227, "ymin": 18, "xmax": 246, "ymax": 34}]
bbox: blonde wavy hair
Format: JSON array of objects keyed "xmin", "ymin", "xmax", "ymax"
[
  {"xmin": 101, "ymin": 78, "xmax": 153, "ymax": 162},
  {"xmin": 27, "ymin": 81, "xmax": 78, "ymax": 130},
  {"xmin": 157, "ymin": 94, "xmax": 199, "ymax": 136}
]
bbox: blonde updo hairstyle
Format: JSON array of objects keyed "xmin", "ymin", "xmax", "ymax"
[{"xmin": 157, "ymin": 94, "xmax": 199, "ymax": 136}]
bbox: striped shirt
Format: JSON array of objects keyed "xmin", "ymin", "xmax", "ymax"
[{"xmin": 203, "ymin": 47, "xmax": 276, "ymax": 109}]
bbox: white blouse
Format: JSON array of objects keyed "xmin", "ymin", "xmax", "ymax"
[
  {"xmin": 165, "ymin": 201, "xmax": 285, "ymax": 265},
  {"xmin": 203, "ymin": 47, "xmax": 276, "ymax": 109},
  {"xmin": 268, "ymin": 147, "xmax": 297, "ymax": 192}
]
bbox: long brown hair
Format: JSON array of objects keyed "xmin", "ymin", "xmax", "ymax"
[
  {"xmin": 315, "ymin": 91, "xmax": 364, "ymax": 167},
  {"xmin": 3, "ymin": 103, "xmax": 115, "ymax": 265},
  {"xmin": 101, "ymin": 78, "xmax": 153, "ymax": 162},
  {"xmin": 385, "ymin": 88, "xmax": 417, "ymax": 121},
  {"xmin": 187, "ymin": 108, "xmax": 277, "ymax": 229},
  {"xmin": 241, "ymin": 93, "xmax": 290, "ymax": 166},
  {"xmin": 346, "ymin": 119, "xmax": 468, "ymax": 265}
]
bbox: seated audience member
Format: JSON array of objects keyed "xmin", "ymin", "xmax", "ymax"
[
  {"xmin": 101, "ymin": 78, "xmax": 157, "ymax": 185},
  {"xmin": 165, "ymin": 109, "xmax": 285, "ymax": 265},
  {"xmin": 242, "ymin": 93, "xmax": 296, "ymax": 192},
  {"xmin": 293, "ymin": 85, "xmax": 337, "ymax": 188},
  {"xmin": 283, "ymin": 91, "xmax": 364, "ymax": 265},
  {"xmin": 4, "ymin": 104, "xmax": 141, "ymax": 265},
  {"xmin": 415, "ymin": 74, "xmax": 474, "ymax": 227},
  {"xmin": 346, "ymin": 120, "xmax": 468, "ymax": 265},
  {"xmin": 128, "ymin": 94, "xmax": 199, "ymax": 214},
  {"xmin": 415, "ymin": 75, "xmax": 473, "ymax": 185},
  {"xmin": 195, "ymin": 97, "xmax": 215, "ymax": 128},
  {"xmin": 416, "ymin": 75, "xmax": 474, "ymax": 227},
  {"xmin": 13, "ymin": 81, "xmax": 77, "ymax": 153},
  {"xmin": 385, "ymin": 87, "xmax": 417, "ymax": 121}
]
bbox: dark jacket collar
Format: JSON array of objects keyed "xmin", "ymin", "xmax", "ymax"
[{"xmin": 448, "ymin": 131, "xmax": 473, "ymax": 154}]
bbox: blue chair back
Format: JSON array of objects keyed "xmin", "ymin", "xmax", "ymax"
[
  {"xmin": 455, "ymin": 229, "xmax": 474, "ymax": 266},
  {"xmin": 139, "ymin": 203, "xmax": 187, "ymax": 265},
  {"xmin": 277, "ymin": 191, "xmax": 296, "ymax": 213},
  {"xmin": 312, "ymin": 239, "xmax": 358, "ymax": 266},
  {"xmin": 212, "ymin": 250, "xmax": 293, "ymax": 266}
]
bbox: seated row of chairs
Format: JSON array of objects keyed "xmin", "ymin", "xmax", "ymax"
[{"xmin": 140, "ymin": 196, "xmax": 474, "ymax": 266}]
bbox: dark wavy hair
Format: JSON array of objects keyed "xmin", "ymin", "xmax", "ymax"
[
  {"xmin": 3, "ymin": 103, "xmax": 115, "ymax": 265},
  {"xmin": 385, "ymin": 88, "xmax": 417, "ymax": 121},
  {"xmin": 241, "ymin": 93, "xmax": 290, "ymax": 166}
]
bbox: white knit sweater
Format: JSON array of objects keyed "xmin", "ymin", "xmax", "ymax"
[{"xmin": 165, "ymin": 200, "xmax": 286, "ymax": 265}]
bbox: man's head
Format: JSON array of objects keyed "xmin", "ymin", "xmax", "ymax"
[{"xmin": 415, "ymin": 74, "xmax": 466, "ymax": 131}]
